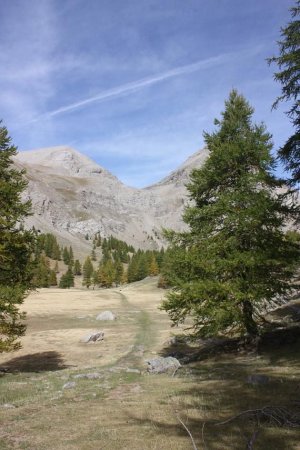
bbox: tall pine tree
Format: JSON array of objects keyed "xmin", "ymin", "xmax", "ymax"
[
  {"xmin": 268, "ymin": 1, "xmax": 300, "ymax": 184},
  {"xmin": 0, "ymin": 123, "xmax": 35, "ymax": 352},
  {"xmin": 161, "ymin": 91, "xmax": 299, "ymax": 339}
]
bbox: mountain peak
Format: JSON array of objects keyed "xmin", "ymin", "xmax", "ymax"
[{"xmin": 15, "ymin": 146, "xmax": 115, "ymax": 179}]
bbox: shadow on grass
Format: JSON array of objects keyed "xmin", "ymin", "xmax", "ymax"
[
  {"xmin": 159, "ymin": 326, "xmax": 300, "ymax": 364},
  {"xmin": 128, "ymin": 356, "xmax": 300, "ymax": 449},
  {"xmin": 136, "ymin": 329, "xmax": 300, "ymax": 449},
  {"xmin": 0, "ymin": 351, "xmax": 70, "ymax": 373}
]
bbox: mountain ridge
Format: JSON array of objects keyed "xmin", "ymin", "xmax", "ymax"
[{"xmin": 14, "ymin": 146, "xmax": 209, "ymax": 255}]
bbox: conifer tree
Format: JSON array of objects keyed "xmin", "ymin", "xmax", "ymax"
[
  {"xmin": 49, "ymin": 270, "xmax": 57, "ymax": 286},
  {"xmin": 73, "ymin": 259, "xmax": 82, "ymax": 275},
  {"xmin": 62, "ymin": 247, "xmax": 70, "ymax": 265},
  {"xmin": 0, "ymin": 123, "xmax": 35, "ymax": 352},
  {"xmin": 68, "ymin": 246, "xmax": 74, "ymax": 267},
  {"xmin": 114, "ymin": 258, "xmax": 124, "ymax": 285},
  {"xmin": 268, "ymin": 1, "xmax": 300, "ymax": 184},
  {"xmin": 148, "ymin": 253, "xmax": 159, "ymax": 276},
  {"xmin": 82, "ymin": 256, "xmax": 93, "ymax": 288},
  {"xmin": 161, "ymin": 91, "xmax": 299, "ymax": 339},
  {"xmin": 91, "ymin": 248, "xmax": 97, "ymax": 261},
  {"xmin": 54, "ymin": 260, "xmax": 59, "ymax": 273},
  {"xmin": 98, "ymin": 259, "xmax": 116, "ymax": 287},
  {"xmin": 92, "ymin": 270, "xmax": 99, "ymax": 288},
  {"xmin": 59, "ymin": 267, "xmax": 74, "ymax": 288},
  {"xmin": 32, "ymin": 255, "xmax": 51, "ymax": 287}
]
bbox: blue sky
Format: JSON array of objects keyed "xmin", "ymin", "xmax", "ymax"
[{"xmin": 0, "ymin": 0, "xmax": 294, "ymax": 187}]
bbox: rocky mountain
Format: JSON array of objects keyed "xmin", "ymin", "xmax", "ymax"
[{"xmin": 14, "ymin": 146, "xmax": 209, "ymax": 255}]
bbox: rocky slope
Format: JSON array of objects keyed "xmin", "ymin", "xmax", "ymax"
[{"xmin": 14, "ymin": 146, "xmax": 209, "ymax": 254}]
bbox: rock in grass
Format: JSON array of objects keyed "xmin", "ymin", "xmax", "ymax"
[
  {"xmin": 81, "ymin": 331, "xmax": 104, "ymax": 343},
  {"xmin": 146, "ymin": 356, "xmax": 181, "ymax": 374},
  {"xmin": 126, "ymin": 368, "xmax": 141, "ymax": 374},
  {"xmin": 96, "ymin": 311, "xmax": 116, "ymax": 321},
  {"xmin": 73, "ymin": 372, "xmax": 103, "ymax": 380},
  {"xmin": 63, "ymin": 381, "xmax": 76, "ymax": 389},
  {"xmin": 247, "ymin": 374, "xmax": 270, "ymax": 385}
]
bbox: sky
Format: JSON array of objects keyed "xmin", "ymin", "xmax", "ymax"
[{"xmin": 0, "ymin": 0, "xmax": 294, "ymax": 187}]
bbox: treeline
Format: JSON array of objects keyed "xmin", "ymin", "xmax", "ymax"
[
  {"xmin": 32, "ymin": 233, "xmax": 81, "ymax": 288},
  {"xmin": 31, "ymin": 232, "xmax": 167, "ymax": 290},
  {"xmin": 82, "ymin": 234, "xmax": 165, "ymax": 288}
]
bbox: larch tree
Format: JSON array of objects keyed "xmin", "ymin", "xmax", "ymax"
[
  {"xmin": 82, "ymin": 256, "xmax": 93, "ymax": 288},
  {"xmin": 161, "ymin": 90, "xmax": 299, "ymax": 339},
  {"xmin": 268, "ymin": 0, "xmax": 300, "ymax": 184},
  {"xmin": 0, "ymin": 123, "xmax": 35, "ymax": 352}
]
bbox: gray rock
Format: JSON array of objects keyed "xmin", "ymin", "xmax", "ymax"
[
  {"xmin": 108, "ymin": 366, "xmax": 127, "ymax": 373},
  {"xmin": 73, "ymin": 372, "xmax": 103, "ymax": 380},
  {"xmin": 2, "ymin": 403, "xmax": 16, "ymax": 409},
  {"xmin": 146, "ymin": 356, "xmax": 181, "ymax": 374},
  {"xmin": 96, "ymin": 311, "xmax": 116, "ymax": 321},
  {"xmin": 247, "ymin": 374, "xmax": 270, "ymax": 385},
  {"xmin": 81, "ymin": 331, "xmax": 104, "ymax": 343},
  {"xmin": 63, "ymin": 381, "xmax": 76, "ymax": 389},
  {"xmin": 126, "ymin": 368, "xmax": 141, "ymax": 374}
]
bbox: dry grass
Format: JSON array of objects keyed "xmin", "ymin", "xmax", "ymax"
[{"xmin": 0, "ymin": 278, "xmax": 299, "ymax": 449}]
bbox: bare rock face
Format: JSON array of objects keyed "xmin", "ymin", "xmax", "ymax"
[{"xmin": 14, "ymin": 146, "xmax": 210, "ymax": 252}]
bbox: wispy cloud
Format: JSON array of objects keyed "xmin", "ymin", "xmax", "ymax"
[{"xmin": 25, "ymin": 46, "xmax": 262, "ymax": 124}]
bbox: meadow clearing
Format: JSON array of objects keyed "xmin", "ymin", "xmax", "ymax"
[{"xmin": 0, "ymin": 278, "xmax": 299, "ymax": 449}]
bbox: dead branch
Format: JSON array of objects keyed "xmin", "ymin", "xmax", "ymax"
[
  {"xmin": 176, "ymin": 415, "xmax": 199, "ymax": 450},
  {"xmin": 215, "ymin": 405, "xmax": 300, "ymax": 428}
]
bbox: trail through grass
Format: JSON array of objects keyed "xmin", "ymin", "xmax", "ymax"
[{"xmin": 0, "ymin": 278, "xmax": 299, "ymax": 449}]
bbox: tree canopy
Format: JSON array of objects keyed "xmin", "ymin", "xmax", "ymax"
[
  {"xmin": 161, "ymin": 91, "xmax": 299, "ymax": 339},
  {"xmin": 0, "ymin": 123, "xmax": 35, "ymax": 352},
  {"xmin": 268, "ymin": 0, "xmax": 300, "ymax": 184}
]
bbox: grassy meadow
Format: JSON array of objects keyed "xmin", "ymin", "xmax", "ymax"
[{"xmin": 0, "ymin": 278, "xmax": 299, "ymax": 449}]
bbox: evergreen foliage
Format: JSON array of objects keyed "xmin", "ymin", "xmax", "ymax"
[
  {"xmin": 98, "ymin": 258, "xmax": 116, "ymax": 287},
  {"xmin": 34, "ymin": 233, "xmax": 61, "ymax": 260},
  {"xmin": 161, "ymin": 91, "xmax": 299, "ymax": 338},
  {"xmin": 82, "ymin": 256, "xmax": 94, "ymax": 288},
  {"xmin": 268, "ymin": 1, "xmax": 300, "ymax": 184},
  {"xmin": 32, "ymin": 255, "xmax": 51, "ymax": 287},
  {"xmin": 36, "ymin": 256, "xmax": 49, "ymax": 287},
  {"xmin": 59, "ymin": 267, "xmax": 74, "ymax": 288},
  {"xmin": 0, "ymin": 123, "xmax": 35, "ymax": 352},
  {"xmin": 91, "ymin": 248, "xmax": 97, "ymax": 261},
  {"xmin": 73, "ymin": 259, "xmax": 82, "ymax": 275}
]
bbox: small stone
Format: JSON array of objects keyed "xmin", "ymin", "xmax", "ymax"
[
  {"xmin": 63, "ymin": 381, "xmax": 76, "ymax": 389},
  {"xmin": 126, "ymin": 368, "xmax": 141, "ymax": 374},
  {"xmin": 2, "ymin": 403, "xmax": 16, "ymax": 409},
  {"xmin": 96, "ymin": 311, "xmax": 116, "ymax": 321},
  {"xmin": 73, "ymin": 372, "xmax": 103, "ymax": 380},
  {"xmin": 81, "ymin": 331, "xmax": 104, "ymax": 343}
]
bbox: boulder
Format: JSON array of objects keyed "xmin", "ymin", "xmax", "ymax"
[
  {"xmin": 146, "ymin": 356, "xmax": 181, "ymax": 374},
  {"xmin": 96, "ymin": 311, "xmax": 116, "ymax": 321},
  {"xmin": 81, "ymin": 331, "xmax": 104, "ymax": 343}
]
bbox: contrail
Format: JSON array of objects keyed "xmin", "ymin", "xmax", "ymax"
[{"xmin": 25, "ymin": 48, "xmax": 259, "ymax": 123}]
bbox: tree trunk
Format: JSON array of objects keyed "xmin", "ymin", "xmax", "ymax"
[{"xmin": 242, "ymin": 300, "xmax": 258, "ymax": 337}]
